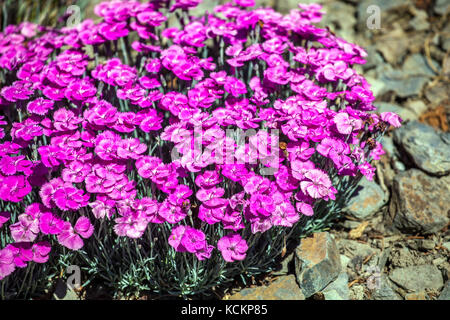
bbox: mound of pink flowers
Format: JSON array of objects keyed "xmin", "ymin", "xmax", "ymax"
[{"xmin": 0, "ymin": 0, "xmax": 401, "ymax": 282}]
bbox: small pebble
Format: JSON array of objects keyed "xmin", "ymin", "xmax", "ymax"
[
  {"xmin": 419, "ymin": 239, "xmax": 435, "ymax": 251},
  {"xmin": 433, "ymin": 257, "xmax": 446, "ymax": 266}
]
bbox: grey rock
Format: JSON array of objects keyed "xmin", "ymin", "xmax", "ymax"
[
  {"xmin": 407, "ymin": 240, "xmax": 420, "ymax": 250},
  {"xmin": 363, "ymin": 45, "xmax": 385, "ymax": 70},
  {"xmin": 389, "ymin": 169, "xmax": 450, "ymax": 234},
  {"xmin": 442, "ymin": 22, "xmax": 450, "ymax": 51},
  {"xmin": 393, "ymin": 160, "xmax": 406, "ymax": 171},
  {"xmin": 388, "ymin": 246, "xmax": 429, "ymax": 268},
  {"xmin": 404, "ymin": 100, "xmax": 428, "ymax": 118},
  {"xmin": 338, "ymin": 240, "xmax": 380, "ymax": 276},
  {"xmin": 228, "ymin": 275, "xmax": 305, "ymax": 300},
  {"xmin": 402, "ymin": 54, "xmax": 439, "ymax": 78},
  {"xmin": 342, "ymin": 220, "xmax": 363, "ymax": 230},
  {"xmin": 389, "ymin": 265, "xmax": 444, "ymax": 292},
  {"xmin": 438, "ymin": 281, "xmax": 450, "ymax": 300},
  {"xmin": 394, "ymin": 121, "xmax": 450, "ymax": 176},
  {"xmin": 344, "ymin": 178, "xmax": 388, "ymax": 220},
  {"xmin": 295, "ymin": 232, "xmax": 341, "ymax": 298},
  {"xmin": 374, "ymin": 102, "xmax": 418, "ymax": 122},
  {"xmin": 442, "ymin": 37, "xmax": 450, "ymax": 52},
  {"xmin": 443, "ymin": 242, "xmax": 450, "ymax": 251},
  {"xmin": 377, "ymin": 247, "xmax": 392, "ymax": 270},
  {"xmin": 408, "ymin": 32, "xmax": 431, "ymax": 54},
  {"xmin": 322, "ymin": 272, "xmax": 350, "ymax": 300},
  {"xmin": 340, "ymin": 254, "xmax": 351, "ymax": 269},
  {"xmin": 379, "ymin": 69, "xmax": 429, "ymax": 98},
  {"xmin": 432, "ymin": 257, "xmax": 447, "ymax": 267},
  {"xmin": 338, "ymin": 239, "xmax": 381, "ymax": 260},
  {"xmin": 321, "ymin": 2, "xmax": 356, "ymax": 42},
  {"xmin": 424, "ymin": 82, "xmax": 450, "ymax": 106},
  {"xmin": 408, "ymin": 10, "xmax": 429, "ymax": 31},
  {"xmin": 375, "ymin": 29, "xmax": 409, "ymax": 65},
  {"xmin": 434, "ymin": 0, "xmax": 450, "ymax": 15},
  {"xmin": 365, "ymin": 76, "xmax": 386, "ymax": 97},
  {"xmin": 372, "ymin": 275, "xmax": 402, "ymax": 300},
  {"xmin": 418, "ymin": 239, "xmax": 435, "ymax": 251}
]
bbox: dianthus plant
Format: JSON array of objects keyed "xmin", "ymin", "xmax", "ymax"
[{"xmin": 0, "ymin": 0, "xmax": 401, "ymax": 298}]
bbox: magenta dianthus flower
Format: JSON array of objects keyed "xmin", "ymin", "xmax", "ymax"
[
  {"xmin": 31, "ymin": 242, "xmax": 51, "ymax": 263},
  {"xmin": 27, "ymin": 98, "xmax": 54, "ymax": 115},
  {"xmin": 0, "ymin": 247, "xmax": 15, "ymax": 280},
  {"xmin": 57, "ymin": 217, "xmax": 94, "ymax": 250},
  {"xmin": 217, "ymin": 233, "xmax": 248, "ymax": 262},
  {"xmin": 9, "ymin": 214, "xmax": 39, "ymax": 242},
  {"xmin": 224, "ymin": 77, "xmax": 247, "ymax": 97},
  {"xmin": 0, "ymin": 175, "xmax": 32, "ymax": 202},
  {"xmin": 39, "ymin": 212, "xmax": 65, "ymax": 235}
]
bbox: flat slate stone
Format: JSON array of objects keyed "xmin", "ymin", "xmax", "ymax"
[
  {"xmin": 389, "ymin": 265, "xmax": 444, "ymax": 292},
  {"xmin": 394, "ymin": 121, "xmax": 450, "ymax": 176},
  {"xmin": 434, "ymin": 0, "xmax": 450, "ymax": 15},
  {"xmin": 228, "ymin": 275, "xmax": 305, "ymax": 300},
  {"xmin": 372, "ymin": 275, "xmax": 402, "ymax": 300},
  {"xmin": 389, "ymin": 169, "xmax": 450, "ymax": 234},
  {"xmin": 375, "ymin": 29, "xmax": 409, "ymax": 65},
  {"xmin": 322, "ymin": 272, "xmax": 350, "ymax": 300},
  {"xmin": 379, "ymin": 70, "xmax": 429, "ymax": 98},
  {"xmin": 442, "ymin": 242, "xmax": 450, "ymax": 252},
  {"xmin": 337, "ymin": 239, "xmax": 381, "ymax": 260},
  {"xmin": 344, "ymin": 178, "xmax": 388, "ymax": 220},
  {"xmin": 295, "ymin": 232, "xmax": 341, "ymax": 298},
  {"xmin": 438, "ymin": 281, "xmax": 450, "ymax": 300},
  {"xmin": 404, "ymin": 100, "xmax": 428, "ymax": 117},
  {"xmin": 402, "ymin": 54, "xmax": 439, "ymax": 77}
]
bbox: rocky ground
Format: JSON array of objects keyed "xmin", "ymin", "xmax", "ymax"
[{"xmin": 220, "ymin": 0, "xmax": 450, "ymax": 301}]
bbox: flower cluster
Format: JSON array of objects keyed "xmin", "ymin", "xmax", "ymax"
[{"xmin": 0, "ymin": 0, "xmax": 401, "ymax": 282}]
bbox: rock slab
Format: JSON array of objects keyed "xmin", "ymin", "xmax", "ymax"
[
  {"xmin": 389, "ymin": 169, "xmax": 450, "ymax": 235},
  {"xmin": 322, "ymin": 272, "xmax": 350, "ymax": 300},
  {"xmin": 372, "ymin": 275, "xmax": 402, "ymax": 300},
  {"xmin": 389, "ymin": 265, "xmax": 444, "ymax": 292},
  {"xmin": 438, "ymin": 281, "xmax": 450, "ymax": 300},
  {"xmin": 344, "ymin": 178, "xmax": 388, "ymax": 220},
  {"xmin": 394, "ymin": 121, "xmax": 450, "ymax": 176},
  {"xmin": 228, "ymin": 275, "xmax": 304, "ymax": 300},
  {"xmin": 337, "ymin": 239, "xmax": 381, "ymax": 260},
  {"xmin": 295, "ymin": 232, "xmax": 341, "ymax": 298},
  {"xmin": 378, "ymin": 68, "xmax": 429, "ymax": 98}
]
